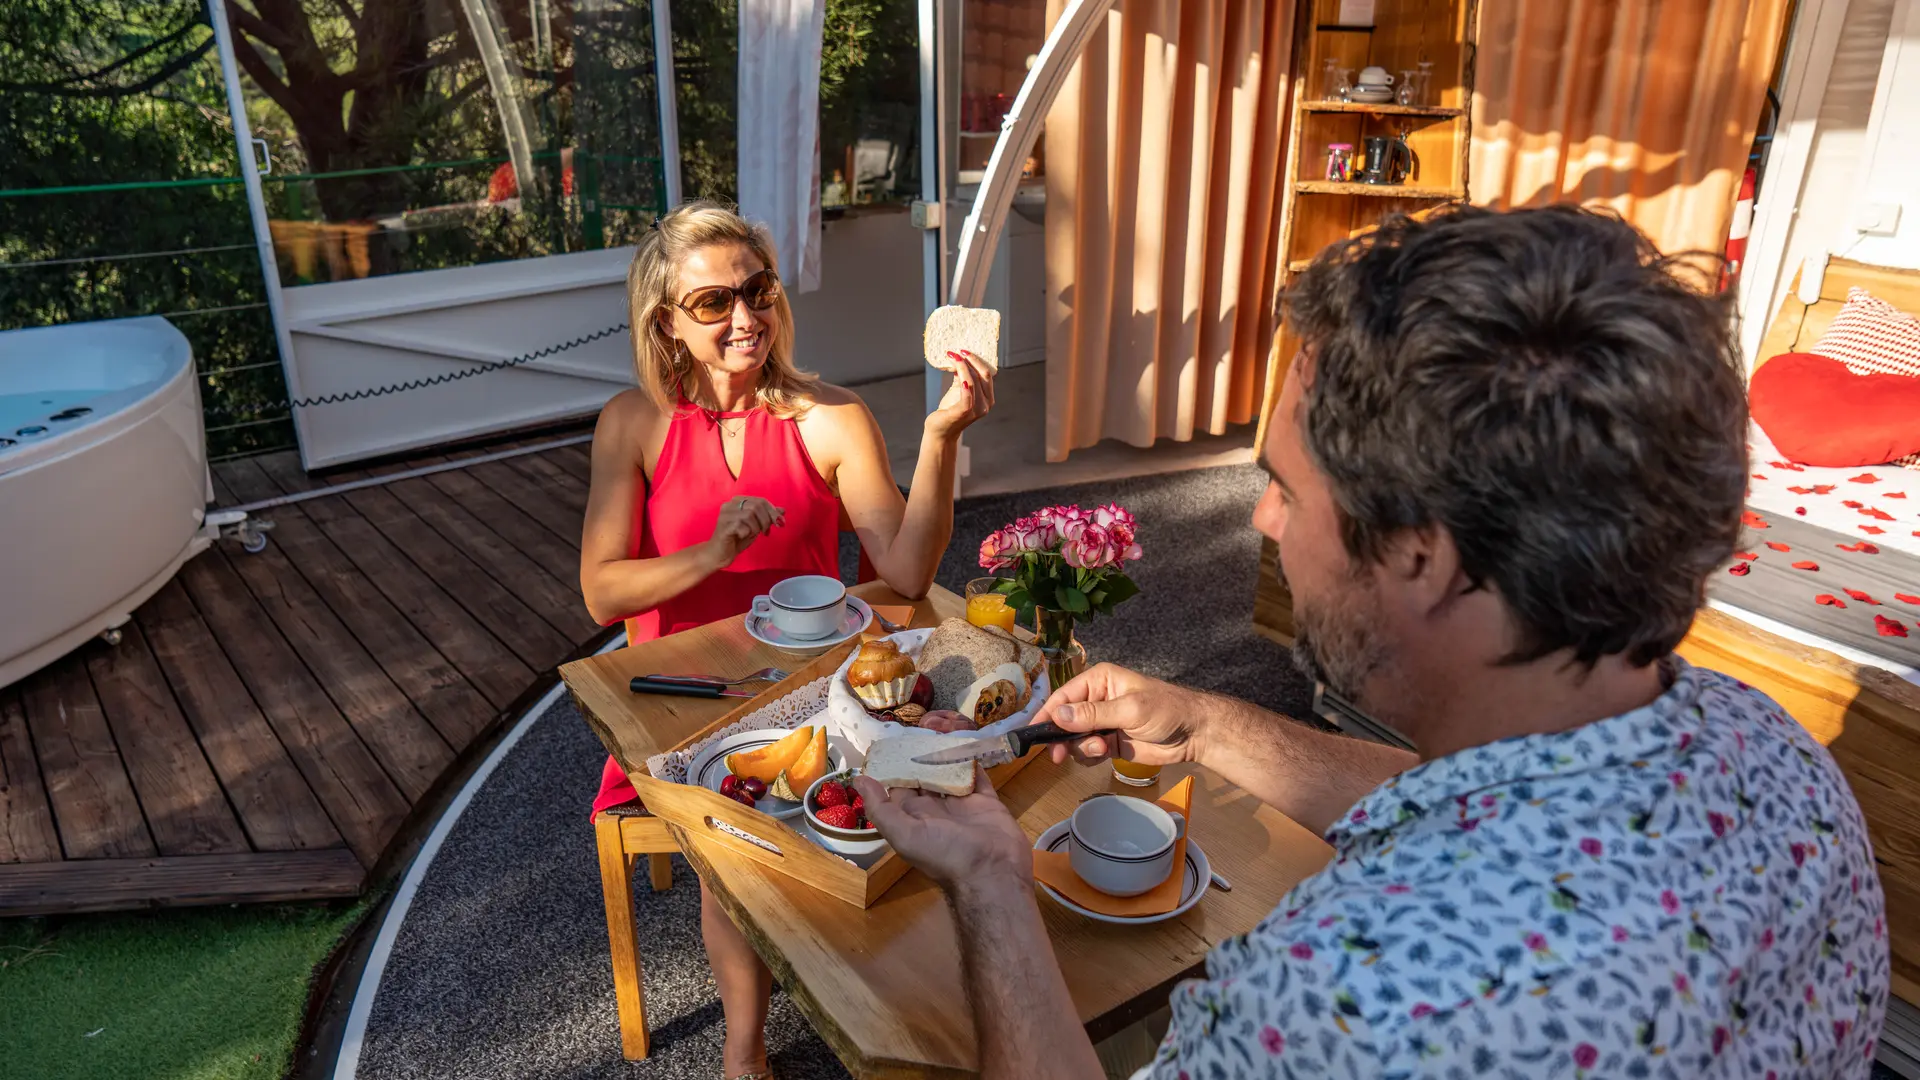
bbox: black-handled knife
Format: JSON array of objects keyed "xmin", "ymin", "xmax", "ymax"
[
  {"xmin": 909, "ymin": 722, "xmax": 1081, "ymax": 769},
  {"xmin": 629, "ymin": 677, "xmax": 754, "ymax": 699}
]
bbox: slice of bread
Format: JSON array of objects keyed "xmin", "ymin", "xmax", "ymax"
[
  {"xmin": 925, "ymin": 305, "xmax": 1001, "ymax": 374},
  {"xmin": 917, "ymin": 618, "xmax": 1019, "ymax": 713},
  {"xmin": 980, "ymin": 624, "xmax": 1045, "ymax": 686},
  {"xmin": 863, "ymin": 732, "xmax": 978, "ymax": 797}
]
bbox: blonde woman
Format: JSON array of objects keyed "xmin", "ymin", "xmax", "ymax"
[{"xmin": 580, "ymin": 200, "xmax": 994, "ymax": 1079}]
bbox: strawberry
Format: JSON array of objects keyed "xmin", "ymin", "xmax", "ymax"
[
  {"xmin": 815, "ymin": 781, "xmax": 849, "ymax": 808},
  {"xmin": 816, "ymin": 804, "xmax": 861, "ymax": 830},
  {"xmin": 849, "ymin": 792, "xmax": 866, "ymax": 815}
]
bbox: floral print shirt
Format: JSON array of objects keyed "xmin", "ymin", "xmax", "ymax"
[{"xmin": 1142, "ymin": 659, "xmax": 1888, "ymax": 1079}]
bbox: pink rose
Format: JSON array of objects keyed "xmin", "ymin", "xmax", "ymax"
[
  {"xmin": 1064, "ymin": 522, "xmax": 1120, "ymax": 569},
  {"xmin": 1572, "ymin": 1043, "xmax": 1598, "ymax": 1070},
  {"xmin": 1008, "ymin": 516, "xmax": 1045, "ymax": 552},
  {"xmin": 978, "ymin": 528, "xmax": 1016, "ymax": 572}
]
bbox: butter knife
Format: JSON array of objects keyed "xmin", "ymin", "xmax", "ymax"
[
  {"xmin": 910, "ymin": 722, "xmax": 1080, "ymax": 769},
  {"xmin": 629, "ymin": 677, "xmax": 755, "ymax": 699}
]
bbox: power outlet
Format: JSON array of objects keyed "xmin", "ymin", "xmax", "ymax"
[{"xmin": 1856, "ymin": 202, "xmax": 1902, "ymax": 237}]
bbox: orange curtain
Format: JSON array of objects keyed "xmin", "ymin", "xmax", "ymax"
[
  {"xmin": 1043, "ymin": 0, "xmax": 1295, "ymax": 463},
  {"xmin": 1470, "ymin": 0, "xmax": 1792, "ymax": 255}
]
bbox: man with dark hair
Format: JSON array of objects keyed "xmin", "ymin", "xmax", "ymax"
[{"xmin": 851, "ymin": 206, "xmax": 1888, "ymax": 1078}]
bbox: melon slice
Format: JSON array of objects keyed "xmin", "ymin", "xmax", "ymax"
[
  {"xmin": 726, "ymin": 726, "xmax": 814, "ymax": 783},
  {"xmin": 770, "ymin": 726, "xmax": 829, "ymax": 801}
]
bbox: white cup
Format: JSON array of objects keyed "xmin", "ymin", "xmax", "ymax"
[
  {"xmin": 752, "ymin": 574, "xmax": 847, "ymax": 640},
  {"xmin": 1357, "ymin": 66, "xmax": 1394, "ymax": 87},
  {"xmin": 1068, "ymin": 795, "xmax": 1187, "ymax": 897}
]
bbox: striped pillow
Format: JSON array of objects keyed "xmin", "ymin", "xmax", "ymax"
[
  {"xmin": 1812, "ymin": 287, "xmax": 1920, "ymax": 379},
  {"xmin": 1810, "ymin": 288, "xmax": 1920, "ymax": 469}
]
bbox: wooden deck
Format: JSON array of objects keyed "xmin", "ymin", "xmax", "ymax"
[{"xmin": 0, "ymin": 430, "xmax": 611, "ymax": 915}]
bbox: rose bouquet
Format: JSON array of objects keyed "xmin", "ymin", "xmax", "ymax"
[{"xmin": 978, "ymin": 504, "xmax": 1144, "ymax": 666}]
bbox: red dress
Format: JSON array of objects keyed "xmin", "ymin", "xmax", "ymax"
[{"xmin": 591, "ymin": 403, "xmax": 843, "ymax": 814}]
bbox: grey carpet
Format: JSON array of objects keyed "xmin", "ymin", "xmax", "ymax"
[{"xmin": 352, "ymin": 463, "xmax": 1312, "ymax": 1079}]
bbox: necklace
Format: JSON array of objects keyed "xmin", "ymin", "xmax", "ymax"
[{"xmin": 715, "ymin": 416, "xmax": 746, "ymax": 439}]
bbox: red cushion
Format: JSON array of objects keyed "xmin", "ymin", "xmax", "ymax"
[{"xmin": 1751, "ymin": 352, "xmax": 1920, "ymax": 467}]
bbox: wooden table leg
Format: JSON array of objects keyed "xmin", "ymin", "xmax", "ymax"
[
  {"xmin": 595, "ymin": 813, "xmax": 650, "ymax": 1060},
  {"xmin": 648, "ymin": 852, "xmax": 674, "ymax": 892}
]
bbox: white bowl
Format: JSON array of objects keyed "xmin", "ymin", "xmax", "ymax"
[{"xmin": 802, "ymin": 768, "xmax": 888, "ymax": 860}]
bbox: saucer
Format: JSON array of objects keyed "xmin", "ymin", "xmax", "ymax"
[
  {"xmin": 745, "ymin": 595, "xmax": 874, "ymax": 654},
  {"xmin": 1032, "ymin": 820, "xmax": 1211, "ymax": 925},
  {"xmin": 1347, "ymin": 89, "xmax": 1395, "ymax": 103}
]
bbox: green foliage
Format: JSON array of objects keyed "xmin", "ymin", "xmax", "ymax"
[{"xmin": 0, "ymin": 900, "xmax": 368, "ymax": 1080}]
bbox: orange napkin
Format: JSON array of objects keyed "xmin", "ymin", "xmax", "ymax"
[
  {"xmin": 862, "ymin": 604, "xmax": 918, "ymax": 641},
  {"xmin": 1033, "ymin": 776, "xmax": 1194, "ymax": 917}
]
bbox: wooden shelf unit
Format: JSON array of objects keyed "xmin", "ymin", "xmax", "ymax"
[{"xmin": 1253, "ymin": 0, "xmax": 1479, "ymax": 643}]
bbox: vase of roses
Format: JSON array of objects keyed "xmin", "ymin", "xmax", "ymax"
[{"xmin": 978, "ymin": 503, "xmax": 1144, "ymax": 689}]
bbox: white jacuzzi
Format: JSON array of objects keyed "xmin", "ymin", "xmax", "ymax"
[{"xmin": 0, "ymin": 317, "xmax": 234, "ymax": 689}]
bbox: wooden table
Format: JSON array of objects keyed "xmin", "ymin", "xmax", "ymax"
[{"xmin": 563, "ymin": 582, "xmax": 1335, "ymax": 1079}]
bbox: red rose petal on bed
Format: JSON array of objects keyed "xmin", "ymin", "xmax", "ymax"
[
  {"xmin": 1753, "ymin": 474, "xmax": 1769, "ymax": 481},
  {"xmin": 1734, "ymin": 551, "xmax": 1759, "ymax": 561},
  {"xmin": 1836, "ymin": 542, "xmax": 1880, "ymax": 554},
  {"xmin": 1812, "ymin": 484, "xmax": 1836, "ymax": 495},
  {"xmin": 1815, "ymin": 594, "xmax": 1846, "ymax": 608},
  {"xmin": 1769, "ymin": 460, "xmax": 1806, "ymax": 471},
  {"xmin": 1796, "ymin": 507, "xmax": 1808, "ymax": 515},
  {"xmin": 1895, "ymin": 594, "xmax": 1920, "ymax": 606},
  {"xmin": 1787, "ymin": 485, "xmax": 1814, "ymax": 495},
  {"xmin": 1765, "ymin": 541, "xmax": 1793, "ymax": 552},
  {"xmin": 1741, "ymin": 510, "xmax": 1770, "ymax": 529},
  {"xmin": 1851, "ymin": 473, "xmax": 1880, "ymax": 484},
  {"xmin": 1862, "ymin": 507, "xmax": 1897, "ymax": 521},
  {"xmin": 1844, "ymin": 588, "xmax": 1880, "ymax": 605},
  {"xmin": 1861, "ymin": 526, "xmax": 1886, "ymax": 535},
  {"xmin": 1887, "ymin": 492, "xmax": 1908, "ymax": 499},
  {"xmin": 1727, "ymin": 563, "xmax": 1752, "ymax": 576},
  {"xmin": 1842, "ymin": 500, "xmax": 1864, "ymax": 509},
  {"xmin": 1791, "ymin": 560, "xmax": 1820, "ymax": 571},
  {"xmin": 1875, "ymin": 615, "xmax": 1909, "ymax": 638}
]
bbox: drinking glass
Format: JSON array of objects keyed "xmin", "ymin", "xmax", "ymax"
[
  {"xmin": 1113, "ymin": 756, "xmax": 1163, "ymax": 787},
  {"xmin": 964, "ymin": 577, "xmax": 1017, "ymax": 633},
  {"xmin": 1320, "ymin": 57, "xmax": 1342, "ymax": 102},
  {"xmin": 1396, "ymin": 70, "xmax": 1417, "ymax": 106},
  {"xmin": 1416, "ymin": 61, "xmax": 1435, "ymax": 106}
]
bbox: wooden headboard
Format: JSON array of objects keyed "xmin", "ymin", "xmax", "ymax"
[{"xmin": 1755, "ymin": 256, "xmax": 1920, "ymax": 368}]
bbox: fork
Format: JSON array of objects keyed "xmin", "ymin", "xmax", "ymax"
[{"xmin": 642, "ymin": 666, "xmax": 790, "ymax": 686}]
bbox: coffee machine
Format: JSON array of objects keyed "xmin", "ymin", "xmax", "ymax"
[{"xmin": 1360, "ymin": 135, "xmax": 1414, "ymax": 185}]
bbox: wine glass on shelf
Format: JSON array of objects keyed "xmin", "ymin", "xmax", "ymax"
[{"xmin": 1396, "ymin": 70, "xmax": 1417, "ymax": 106}]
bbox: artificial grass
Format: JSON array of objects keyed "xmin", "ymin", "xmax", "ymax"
[{"xmin": 0, "ymin": 900, "xmax": 368, "ymax": 1080}]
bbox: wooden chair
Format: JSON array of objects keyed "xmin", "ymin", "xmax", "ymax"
[{"xmin": 594, "ymin": 535, "xmax": 877, "ymax": 1059}]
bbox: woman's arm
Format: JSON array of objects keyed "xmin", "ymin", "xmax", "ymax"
[
  {"xmin": 820, "ymin": 354, "xmax": 993, "ymax": 599},
  {"xmin": 578, "ymin": 392, "xmax": 779, "ymax": 624}
]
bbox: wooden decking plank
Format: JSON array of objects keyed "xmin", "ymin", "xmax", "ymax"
[
  {"xmin": 177, "ymin": 552, "xmax": 407, "ymax": 867},
  {"xmin": 0, "ymin": 848, "xmax": 363, "ymax": 916},
  {"xmin": 249, "ymin": 450, "xmax": 318, "ymax": 493},
  {"xmin": 423, "ymin": 465, "xmax": 585, "ymax": 587},
  {"xmin": 463, "ymin": 458, "xmax": 587, "ymax": 546},
  {"xmin": 17, "ymin": 656, "xmax": 155, "ymax": 859},
  {"xmin": 339, "ymin": 484, "xmax": 576, "ymax": 671},
  {"xmin": 219, "ymin": 461, "xmax": 498, "ymax": 745},
  {"xmin": 213, "ymin": 533, "xmax": 454, "ymax": 803},
  {"xmin": 385, "ymin": 473, "xmax": 598, "ymax": 641},
  {"xmin": 251, "ymin": 467, "xmax": 535, "ymax": 712},
  {"xmin": 84, "ymin": 623, "xmax": 249, "ymax": 855},
  {"xmin": 0, "ymin": 690, "xmax": 61, "ymax": 864},
  {"xmin": 507, "ymin": 449, "xmax": 593, "ymax": 512},
  {"xmin": 549, "ymin": 443, "xmax": 595, "ymax": 484},
  {"xmin": 137, "ymin": 578, "xmax": 344, "ymax": 853}
]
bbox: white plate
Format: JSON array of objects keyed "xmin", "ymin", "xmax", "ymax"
[
  {"xmin": 688, "ymin": 727, "xmax": 845, "ymax": 820},
  {"xmin": 1347, "ymin": 89, "xmax": 1395, "ymax": 102},
  {"xmin": 745, "ymin": 596, "xmax": 874, "ymax": 654},
  {"xmin": 1032, "ymin": 819, "xmax": 1210, "ymax": 925}
]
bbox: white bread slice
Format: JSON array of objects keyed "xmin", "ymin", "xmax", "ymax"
[
  {"xmin": 863, "ymin": 732, "xmax": 978, "ymax": 797},
  {"xmin": 924, "ymin": 305, "xmax": 1001, "ymax": 374}
]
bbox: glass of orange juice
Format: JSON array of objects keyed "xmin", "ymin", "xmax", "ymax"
[
  {"xmin": 964, "ymin": 577, "xmax": 1017, "ymax": 633},
  {"xmin": 1112, "ymin": 757, "xmax": 1163, "ymax": 786}
]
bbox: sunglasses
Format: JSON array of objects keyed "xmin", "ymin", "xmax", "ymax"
[{"xmin": 672, "ymin": 268, "xmax": 782, "ymax": 324}]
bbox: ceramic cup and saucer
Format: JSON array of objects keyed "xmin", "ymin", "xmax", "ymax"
[
  {"xmin": 744, "ymin": 574, "xmax": 873, "ymax": 653},
  {"xmin": 1349, "ymin": 65, "xmax": 1395, "ymax": 103},
  {"xmin": 1033, "ymin": 795, "xmax": 1211, "ymax": 925}
]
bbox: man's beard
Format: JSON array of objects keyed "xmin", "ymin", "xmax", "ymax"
[{"xmin": 1290, "ymin": 585, "xmax": 1388, "ymax": 708}]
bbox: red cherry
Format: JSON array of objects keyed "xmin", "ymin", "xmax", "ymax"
[
  {"xmin": 741, "ymin": 777, "xmax": 768, "ymax": 801},
  {"xmin": 729, "ymin": 789, "xmax": 758, "ymax": 807},
  {"xmin": 720, "ymin": 774, "xmax": 740, "ymax": 796}
]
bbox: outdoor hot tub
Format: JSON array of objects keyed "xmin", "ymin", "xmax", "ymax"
[{"xmin": 0, "ymin": 317, "xmax": 230, "ymax": 689}]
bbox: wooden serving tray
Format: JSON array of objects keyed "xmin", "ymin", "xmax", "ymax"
[{"xmin": 623, "ymin": 641, "xmax": 1037, "ymax": 908}]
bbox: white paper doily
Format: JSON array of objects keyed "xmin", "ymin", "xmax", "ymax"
[{"xmin": 824, "ymin": 629, "xmax": 1048, "ymax": 755}]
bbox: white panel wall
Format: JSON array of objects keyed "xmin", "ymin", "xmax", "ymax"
[{"xmin": 1844, "ymin": 0, "xmax": 1920, "ymax": 269}]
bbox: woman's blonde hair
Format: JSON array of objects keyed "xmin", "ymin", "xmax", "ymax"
[{"xmin": 626, "ymin": 199, "xmax": 819, "ymax": 417}]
